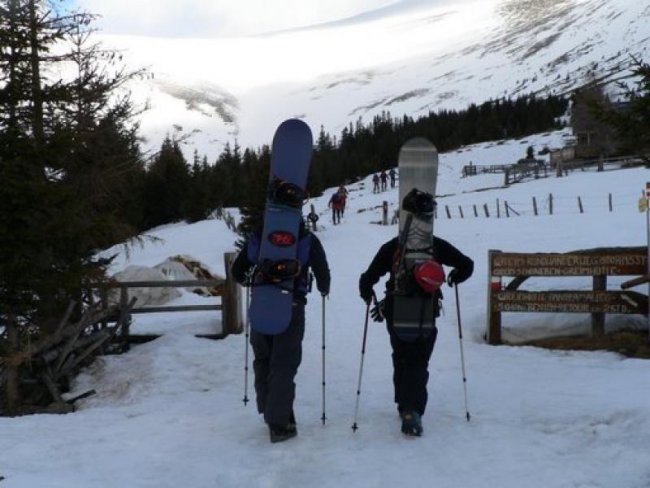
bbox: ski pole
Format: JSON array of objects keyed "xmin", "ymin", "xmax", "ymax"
[
  {"xmin": 243, "ymin": 283, "xmax": 251, "ymax": 406},
  {"xmin": 453, "ymin": 282, "xmax": 471, "ymax": 422},
  {"xmin": 321, "ymin": 294, "xmax": 327, "ymax": 425},
  {"xmin": 352, "ymin": 301, "xmax": 371, "ymax": 432}
]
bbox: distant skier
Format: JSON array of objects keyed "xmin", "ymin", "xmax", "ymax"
[
  {"xmin": 389, "ymin": 168, "xmax": 397, "ymax": 188},
  {"xmin": 307, "ymin": 209, "xmax": 319, "ymax": 231},
  {"xmin": 358, "ymin": 208, "xmax": 473, "ymax": 437},
  {"xmin": 231, "ymin": 221, "xmax": 331, "ymax": 443},
  {"xmin": 380, "ymin": 170, "xmax": 388, "ymax": 191},
  {"xmin": 328, "ymin": 191, "xmax": 344, "ymax": 225},
  {"xmin": 372, "ymin": 174, "xmax": 380, "ymax": 193}
]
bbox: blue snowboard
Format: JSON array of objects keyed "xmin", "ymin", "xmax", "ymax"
[{"xmin": 249, "ymin": 119, "xmax": 313, "ymax": 334}]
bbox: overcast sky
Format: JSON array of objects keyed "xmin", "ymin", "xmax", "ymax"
[{"xmin": 66, "ymin": 0, "xmax": 400, "ymax": 37}]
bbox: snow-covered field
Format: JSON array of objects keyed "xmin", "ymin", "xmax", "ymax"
[{"xmin": 1, "ymin": 131, "xmax": 649, "ymax": 488}]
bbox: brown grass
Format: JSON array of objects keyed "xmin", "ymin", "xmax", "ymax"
[{"xmin": 519, "ymin": 330, "xmax": 650, "ymax": 359}]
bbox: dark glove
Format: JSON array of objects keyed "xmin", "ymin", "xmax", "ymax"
[
  {"xmin": 360, "ymin": 287, "xmax": 373, "ymax": 305},
  {"xmin": 447, "ymin": 269, "xmax": 461, "ymax": 287},
  {"xmin": 370, "ymin": 299, "xmax": 385, "ymax": 322}
]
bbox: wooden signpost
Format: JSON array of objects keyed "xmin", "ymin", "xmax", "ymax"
[{"xmin": 487, "ymin": 247, "xmax": 648, "ymax": 344}]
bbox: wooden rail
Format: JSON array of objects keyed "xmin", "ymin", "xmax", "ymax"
[
  {"xmin": 104, "ymin": 252, "xmax": 243, "ymax": 344},
  {"xmin": 486, "ymin": 247, "xmax": 648, "ymax": 344}
]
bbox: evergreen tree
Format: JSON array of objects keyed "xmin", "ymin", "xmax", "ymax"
[
  {"xmin": 594, "ymin": 58, "xmax": 650, "ymax": 162},
  {"xmin": 185, "ymin": 150, "xmax": 211, "ymax": 222},
  {"xmin": 237, "ymin": 146, "xmax": 270, "ymax": 246},
  {"xmin": 571, "ymin": 82, "xmax": 616, "ymax": 158},
  {"xmin": 0, "ymin": 0, "xmax": 145, "ymax": 411},
  {"xmin": 143, "ymin": 137, "xmax": 191, "ymax": 228}
]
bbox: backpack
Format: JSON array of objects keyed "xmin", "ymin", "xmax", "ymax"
[
  {"xmin": 392, "ymin": 247, "xmax": 444, "ymax": 298},
  {"xmin": 247, "ymin": 232, "xmax": 312, "ymax": 293}
]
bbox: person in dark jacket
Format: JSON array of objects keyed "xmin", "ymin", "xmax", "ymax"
[
  {"xmin": 231, "ymin": 221, "xmax": 330, "ymax": 443},
  {"xmin": 388, "ymin": 168, "xmax": 397, "ymax": 188},
  {"xmin": 358, "ymin": 234, "xmax": 473, "ymax": 436},
  {"xmin": 380, "ymin": 170, "xmax": 388, "ymax": 191},
  {"xmin": 328, "ymin": 191, "xmax": 344, "ymax": 225}
]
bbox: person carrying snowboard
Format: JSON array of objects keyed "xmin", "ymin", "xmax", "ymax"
[
  {"xmin": 232, "ymin": 220, "xmax": 331, "ymax": 443},
  {"xmin": 328, "ymin": 191, "xmax": 344, "ymax": 225},
  {"xmin": 358, "ymin": 196, "xmax": 473, "ymax": 437}
]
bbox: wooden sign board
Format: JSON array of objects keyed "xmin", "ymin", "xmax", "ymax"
[
  {"xmin": 493, "ymin": 290, "xmax": 646, "ymax": 315},
  {"xmin": 491, "ymin": 248, "xmax": 646, "ymax": 277}
]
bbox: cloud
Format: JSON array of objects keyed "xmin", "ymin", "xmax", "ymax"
[{"xmin": 76, "ymin": 0, "xmax": 399, "ymax": 37}]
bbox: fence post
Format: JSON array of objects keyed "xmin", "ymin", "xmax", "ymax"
[
  {"xmin": 533, "ymin": 196, "xmax": 538, "ymax": 216},
  {"xmin": 458, "ymin": 205, "xmax": 464, "ymax": 219},
  {"xmin": 483, "ymin": 204, "xmax": 490, "ymax": 218},
  {"xmin": 608, "ymin": 193, "xmax": 613, "ymax": 212},
  {"xmin": 473, "ymin": 204, "xmax": 478, "ymax": 217},
  {"xmin": 549, "ymin": 193, "xmax": 553, "ymax": 215},
  {"xmin": 504, "ymin": 202, "xmax": 510, "ymax": 218},
  {"xmin": 592, "ymin": 275, "xmax": 607, "ymax": 337},
  {"xmin": 382, "ymin": 201, "xmax": 388, "ymax": 225},
  {"xmin": 496, "ymin": 199, "xmax": 500, "ymax": 219},
  {"xmin": 578, "ymin": 196, "xmax": 584, "ymax": 214},
  {"xmin": 487, "ymin": 250, "xmax": 502, "ymax": 345},
  {"xmin": 120, "ymin": 286, "xmax": 131, "ymax": 350},
  {"xmin": 445, "ymin": 205, "xmax": 452, "ymax": 219},
  {"xmin": 223, "ymin": 252, "xmax": 244, "ymax": 336}
]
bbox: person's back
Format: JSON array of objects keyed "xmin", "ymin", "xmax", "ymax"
[
  {"xmin": 358, "ymin": 213, "xmax": 473, "ymax": 437},
  {"xmin": 231, "ymin": 222, "xmax": 330, "ymax": 442}
]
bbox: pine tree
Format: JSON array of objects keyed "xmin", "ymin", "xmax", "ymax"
[
  {"xmin": 237, "ymin": 146, "xmax": 270, "ymax": 247},
  {"xmin": 594, "ymin": 58, "xmax": 650, "ymax": 162},
  {"xmin": 143, "ymin": 137, "xmax": 191, "ymax": 228},
  {"xmin": 0, "ymin": 0, "xmax": 145, "ymax": 412}
]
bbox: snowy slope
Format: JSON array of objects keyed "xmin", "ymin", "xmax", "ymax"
[
  {"xmin": 1, "ymin": 131, "xmax": 649, "ymax": 488},
  {"xmin": 98, "ymin": 0, "xmax": 650, "ymax": 159}
]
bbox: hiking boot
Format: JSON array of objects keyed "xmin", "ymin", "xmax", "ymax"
[
  {"xmin": 269, "ymin": 422, "xmax": 297, "ymax": 443},
  {"xmin": 400, "ymin": 411, "xmax": 423, "ymax": 437}
]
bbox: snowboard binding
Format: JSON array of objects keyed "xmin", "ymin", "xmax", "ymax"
[
  {"xmin": 268, "ymin": 177, "xmax": 308, "ymax": 208},
  {"xmin": 256, "ymin": 258, "xmax": 302, "ymax": 285},
  {"xmin": 402, "ymin": 188, "xmax": 436, "ymax": 219}
]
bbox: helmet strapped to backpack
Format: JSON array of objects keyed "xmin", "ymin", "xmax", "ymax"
[
  {"xmin": 402, "ymin": 188, "xmax": 436, "ymax": 217},
  {"xmin": 412, "ymin": 260, "xmax": 445, "ymax": 293}
]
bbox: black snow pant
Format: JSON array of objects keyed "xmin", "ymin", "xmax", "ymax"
[
  {"xmin": 250, "ymin": 303, "xmax": 305, "ymax": 426},
  {"xmin": 332, "ymin": 208, "xmax": 342, "ymax": 224},
  {"xmin": 386, "ymin": 310, "xmax": 438, "ymax": 416}
]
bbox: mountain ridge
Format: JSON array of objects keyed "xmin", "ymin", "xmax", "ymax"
[{"xmin": 107, "ymin": 0, "xmax": 649, "ymax": 159}]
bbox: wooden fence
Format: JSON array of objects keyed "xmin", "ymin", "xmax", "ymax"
[
  {"xmin": 101, "ymin": 252, "xmax": 243, "ymax": 347},
  {"xmin": 439, "ymin": 192, "xmax": 622, "ymax": 220},
  {"xmin": 462, "ymin": 155, "xmax": 644, "ymax": 186},
  {"xmin": 486, "ymin": 247, "xmax": 648, "ymax": 345},
  {"xmin": 0, "ymin": 253, "xmax": 244, "ymax": 415}
]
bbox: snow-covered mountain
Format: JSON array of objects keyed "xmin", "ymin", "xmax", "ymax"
[{"xmin": 102, "ymin": 0, "xmax": 649, "ymax": 160}]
